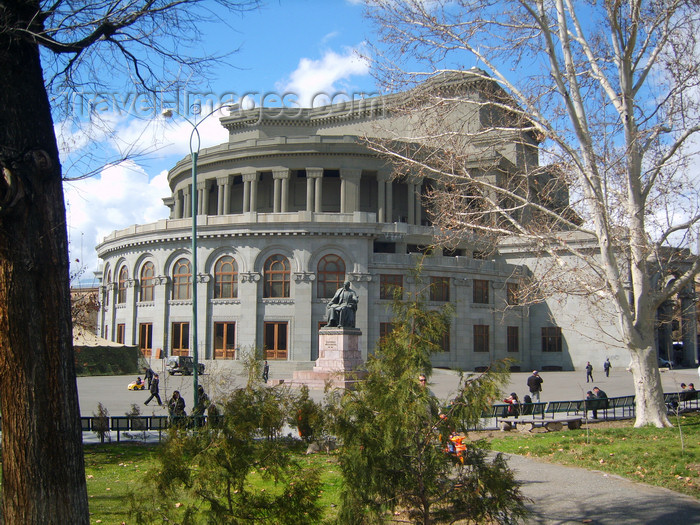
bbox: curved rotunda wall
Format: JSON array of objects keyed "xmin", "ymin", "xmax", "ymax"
[
  {"xmin": 97, "ymin": 225, "xmax": 531, "ymax": 370},
  {"xmin": 96, "ymin": 72, "xmax": 581, "ymax": 372}
]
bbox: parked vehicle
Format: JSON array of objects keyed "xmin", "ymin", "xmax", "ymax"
[
  {"xmin": 166, "ymin": 356, "xmax": 205, "ymax": 376},
  {"xmin": 658, "ymin": 357, "xmax": 674, "ymax": 368}
]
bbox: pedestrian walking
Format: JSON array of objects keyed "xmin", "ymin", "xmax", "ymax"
[
  {"xmin": 585, "ymin": 362, "xmax": 594, "ymax": 383},
  {"xmin": 144, "ymin": 373, "xmax": 162, "ymax": 406},
  {"xmin": 262, "ymin": 360, "xmax": 269, "ymax": 383},
  {"xmin": 526, "ymin": 370, "xmax": 543, "ymax": 402},
  {"xmin": 144, "ymin": 366, "xmax": 154, "ymax": 389},
  {"xmin": 603, "ymin": 358, "xmax": 611, "ymax": 377}
]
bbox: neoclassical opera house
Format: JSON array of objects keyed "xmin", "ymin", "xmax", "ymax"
[{"xmin": 96, "ymin": 71, "xmax": 696, "ymax": 371}]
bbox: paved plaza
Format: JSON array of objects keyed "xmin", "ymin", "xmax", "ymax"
[
  {"xmin": 77, "ymin": 365, "xmax": 700, "ymax": 419},
  {"xmin": 77, "ymin": 366, "xmax": 700, "ymax": 524}
]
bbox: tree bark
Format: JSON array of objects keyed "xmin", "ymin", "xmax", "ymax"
[
  {"xmin": 0, "ymin": 3, "xmax": 89, "ymax": 523},
  {"xmin": 628, "ymin": 344, "xmax": 672, "ymax": 428}
]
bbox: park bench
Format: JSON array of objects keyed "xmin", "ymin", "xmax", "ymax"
[
  {"xmin": 609, "ymin": 395, "xmax": 635, "ymax": 418},
  {"xmin": 498, "ymin": 415, "xmax": 582, "ymax": 432}
]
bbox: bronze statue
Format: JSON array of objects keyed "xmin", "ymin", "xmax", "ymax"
[{"xmin": 325, "ymin": 281, "xmax": 359, "ymax": 328}]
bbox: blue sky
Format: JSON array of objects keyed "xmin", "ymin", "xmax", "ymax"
[{"xmin": 61, "ymin": 0, "xmax": 382, "ymax": 282}]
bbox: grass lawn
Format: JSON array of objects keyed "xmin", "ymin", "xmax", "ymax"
[
  {"xmin": 84, "ymin": 413, "xmax": 700, "ymax": 522},
  {"xmin": 486, "ymin": 411, "xmax": 700, "ymax": 499},
  {"xmin": 84, "ymin": 441, "xmax": 343, "ymax": 524}
]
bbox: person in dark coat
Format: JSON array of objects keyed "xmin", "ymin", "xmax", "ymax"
[
  {"xmin": 262, "ymin": 360, "xmax": 269, "ymax": 383},
  {"xmin": 144, "ymin": 373, "xmax": 162, "ymax": 406},
  {"xmin": 585, "ymin": 362, "xmax": 594, "ymax": 383},
  {"xmin": 168, "ymin": 390, "xmax": 186, "ymax": 417},
  {"xmin": 526, "ymin": 370, "xmax": 543, "ymax": 402},
  {"xmin": 144, "ymin": 367, "xmax": 154, "ymax": 389},
  {"xmin": 603, "ymin": 358, "xmax": 611, "ymax": 377},
  {"xmin": 591, "ymin": 386, "xmax": 607, "ymax": 419}
]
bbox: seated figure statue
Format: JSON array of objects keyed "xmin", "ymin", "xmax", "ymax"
[{"xmin": 325, "ymin": 281, "xmax": 359, "ymax": 328}]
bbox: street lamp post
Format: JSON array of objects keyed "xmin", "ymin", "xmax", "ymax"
[{"xmin": 165, "ymin": 103, "xmax": 236, "ymax": 411}]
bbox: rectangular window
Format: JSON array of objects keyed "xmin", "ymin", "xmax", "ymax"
[
  {"xmin": 171, "ymin": 322, "xmax": 190, "ymax": 356},
  {"xmin": 214, "ymin": 322, "xmax": 236, "ymax": 359},
  {"xmin": 473, "ymin": 324, "xmax": 490, "ymax": 352},
  {"xmin": 380, "ymin": 274, "xmax": 403, "ymax": 300},
  {"xmin": 541, "ymin": 326, "xmax": 562, "ymax": 352},
  {"xmin": 430, "ymin": 276, "xmax": 450, "ymax": 302},
  {"xmin": 507, "ymin": 326, "xmax": 519, "ymax": 353},
  {"xmin": 139, "ymin": 323, "xmax": 153, "ymax": 357},
  {"xmin": 116, "ymin": 324, "xmax": 125, "ymax": 345},
  {"xmin": 439, "ymin": 330, "xmax": 450, "ymax": 352},
  {"xmin": 507, "ymin": 283, "xmax": 519, "ymax": 306},
  {"xmin": 264, "ymin": 321, "xmax": 288, "ymax": 360},
  {"xmin": 473, "ymin": 279, "xmax": 489, "ymax": 304},
  {"xmin": 379, "ymin": 322, "xmax": 394, "ymax": 342}
]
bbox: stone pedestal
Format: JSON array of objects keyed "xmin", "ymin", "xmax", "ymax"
[{"xmin": 292, "ymin": 327, "xmax": 365, "ymax": 389}]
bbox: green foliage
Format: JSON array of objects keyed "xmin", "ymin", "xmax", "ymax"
[
  {"xmin": 74, "ymin": 345, "xmax": 140, "ymax": 376},
  {"xmin": 332, "ymin": 292, "xmax": 528, "ymax": 524},
  {"xmin": 129, "ymin": 384, "xmax": 323, "ymax": 524},
  {"xmin": 92, "ymin": 402, "xmax": 110, "ymax": 444},
  {"xmin": 290, "ymin": 385, "xmax": 326, "ymax": 442}
]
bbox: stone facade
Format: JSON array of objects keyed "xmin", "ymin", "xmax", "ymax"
[{"xmin": 95, "ymin": 71, "xmax": 696, "ymax": 372}]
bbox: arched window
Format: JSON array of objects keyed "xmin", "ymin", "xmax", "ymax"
[
  {"xmin": 140, "ymin": 261, "xmax": 155, "ymax": 302},
  {"xmin": 263, "ymin": 254, "xmax": 290, "ymax": 298},
  {"xmin": 117, "ymin": 266, "xmax": 128, "ymax": 304},
  {"xmin": 317, "ymin": 254, "xmax": 345, "ymax": 298},
  {"xmin": 214, "ymin": 256, "xmax": 238, "ymax": 298},
  {"xmin": 172, "ymin": 258, "xmax": 192, "ymax": 300}
]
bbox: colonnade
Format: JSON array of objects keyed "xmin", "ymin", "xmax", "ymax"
[{"xmin": 170, "ymin": 168, "xmax": 426, "ymax": 225}]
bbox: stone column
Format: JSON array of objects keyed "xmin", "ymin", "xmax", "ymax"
[
  {"xmin": 385, "ymin": 178, "xmax": 393, "ymax": 222},
  {"xmin": 198, "ymin": 181, "xmax": 208, "ymax": 216},
  {"xmin": 250, "ymin": 173, "xmax": 259, "ymax": 213},
  {"xmin": 272, "ymin": 169, "xmax": 289, "ymax": 213},
  {"xmin": 154, "ymin": 275, "xmax": 169, "ymax": 357},
  {"xmin": 243, "ymin": 178, "xmax": 251, "ymax": 213},
  {"xmin": 307, "ymin": 167, "xmax": 324, "ymax": 213},
  {"xmin": 407, "ymin": 181, "xmax": 416, "ymax": 225},
  {"xmin": 242, "ymin": 170, "xmax": 258, "ymax": 213},
  {"xmin": 217, "ymin": 176, "xmax": 230, "ymax": 215},
  {"xmin": 341, "ymin": 168, "xmax": 361, "ymax": 214},
  {"xmin": 183, "ymin": 186, "xmax": 192, "ymax": 218},
  {"xmin": 415, "ymin": 181, "xmax": 422, "ymax": 226},
  {"xmin": 174, "ymin": 190, "xmax": 183, "ymax": 219},
  {"xmin": 680, "ymin": 286, "xmax": 698, "ymax": 365},
  {"xmin": 377, "ymin": 171, "xmax": 387, "ymax": 222},
  {"xmin": 305, "ymin": 175, "xmax": 314, "ymax": 212}
]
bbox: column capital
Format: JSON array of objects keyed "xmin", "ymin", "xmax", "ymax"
[
  {"xmin": 273, "ymin": 168, "xmax": 291, "ymax": 180},
  {"xmin": 340, "ymin": 168, "xmax": 362, "ymax": 182},
  {"xmin": 376, "ymin": 169, "xmax": 391, "ymax": 182},
  {"xmin": 196, "ymin": 181, "xmax": 208, "ymax": 191},
  {"xmin": 217, "ymin": 175, "xmax": 231, "ymax": 186},
  {"xmin": 306, "ymin": 167, "xmax": 324, "ymax": 178},
  {"xmin": 242, "ymin": 169, "xmax": 258, "ymax": 182}
]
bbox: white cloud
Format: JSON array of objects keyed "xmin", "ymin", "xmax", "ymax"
[
  {"xmin": 65, "ymin": 161, "xmax": 171, "ymax": 282},
  {"xmin": 278, "ymin": 46, "xmax": 371, "ymax": 107}
]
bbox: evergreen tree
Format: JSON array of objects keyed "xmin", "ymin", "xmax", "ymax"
[
  {"xmin": 129, "ymin": 384, "xmax": 322, "ymax": 524},
  {"xmin": 333, "ymin": 291, "xmax": 528, "ymax": 524}
]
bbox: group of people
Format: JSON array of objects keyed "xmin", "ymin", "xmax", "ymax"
[
  {"xmin": 502, "ymin": 369, "xmax": 609, "ymax": 419},
  {"xmin": 140, "ymin": 366, "xmax": 211, "ymax": 423},
  {"xmin": 584, "ymin": 386, "xmax": 608, "ymax": 419},
  {"xmin": 585, "ymin": 358, "xmax": 612, "ymax": 383}
]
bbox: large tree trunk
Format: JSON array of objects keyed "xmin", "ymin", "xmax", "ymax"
[
  {"xmin": 629, "ymin": 344, "xmax": 672, "ymax": 428},
  {"xmin": 0, "ymin": 4, "xmax": 90, "ymax": 524}
]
